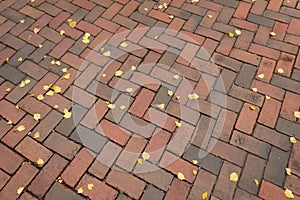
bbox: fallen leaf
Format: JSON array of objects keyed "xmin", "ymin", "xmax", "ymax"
[
  {"xmin": 270, "ymin": 32, "xmax": 276, "ymax": 37},
  {"xmin": 265, "ymin": 95, "xmax": 271, "ymax": 100},
  {"xmin": 278, "ymin": 68, "xmax": 284, "ymax": 74},
  {"xmin": 192, "ymin": 160, "xmax": 198, "ymax": 165},
  {"xmin": 43, "ymin": 84, "xmax": 52, "ymax": 91},
  {"xmin": 69, "ymin": 21, "xmax": 76, "ymax": 28},
  {"xmin": 17, "ymin": 125, "xmax": 25, "ymax": 132},
  {"xmin": 286, "ymin": 168, "xmax": 292, "ymax": 176},
  {"xmin": 100, "ymin": 47, "xmax": 105, "ymax": 52},
  {"xmin": 163, "ymin": 2, "xmax": 168, "ymax": 8},
  {"xmin": 131, "ymin": 65, "xmax": 136, "ymax": 70},
  {"xmin": 294, "ymin": 111, "xmax": 300, "ymax": 118},
  {"xmin": 207, "ymin": 15, "xmax": 213, "ymax": 18},
  {"xmin": 284, "ymin": 189, "xmax": 294, "ymax": 199},
  {"xmin": 33, "ymin": 27, "xmax": 40, "ymax": 34},
  {"xmin": 249, "ymin": 105, "xmax": 256, "ymax": 110},
  {"xmin": 191, "ymin": 0, "xmax": 200, "ymax": 2},
  {"xmin": 142, "ymin": 152, "xmax": 150, "ymax": 160},
  {"xmin": 37, "ymin": 94, "xmax": 44, "ymax": 100},
  {"xmin": 87, "ymin": 183, "xmax": 94, "ymax": 190},
  {"xmin": 20, "ymin": 19, "xmax": 25, "ymax": 24},
  {"xmin": 252, "ymin": 88, "xmax": 258, "ymax": 92},
  {"xmin": 5, "ymin": 88, "xmax": 11, "ymax": 92},
  {"xmin": 51, "ymin": 60, "xmax": 55, "ymax": 65},
  {"xmin": 202, "ymin": 192, "xmax": 208, "ymax": 200},
  {"xmin": 60, "ymin": 30, "xmax": 65, "ymax": 35},
  {"xmin": 18, "ymin": 57, "xmax": 23, "ymax": 62},
  {"xmin": 77, "ymin": 187, "xmax": 83, "ymax": 194},
  {"xmin": 228, "ymin": 32, "xmax": 234, "ymax": 38},
  {"xmin": 192, "ymin": 170, "xmax": 198, "ymax": 175},
  {"xmin": 144, "ymin": 8, "xmax": 149, "ymax": 11},
  {"xmin": 63, "ymin": 73, "xmax": 71, "ymax": 80},
  {"xmin": 17, "ymin": 187, "xmax": 24, "ymax": 195},
  {"xmin": 120, "ymin": 42, "xmax": 128, "ymax": 48},
  {"xmin": 33, "ymin": 132, "xmax": 40, "ymax": 139},
  {"xmin": 56, "ymin": 177, "xmax": 63, "ymax": 183},
  {"xmin": 38, "ymin": 44, "xmax": 43, "ymax": 48},
  {"xmin": 64, "ymin": 111, "xmax": 72, "ymax": 119},
  {"xmin": 177, "ymin": 172, "xmax": 185, "ymax": 180},
  {"xmin": 103, "ymin": 51, "xmax": 111, "ymax": 57},
  {"xmin": 62, "ymin": 68, "xmax": 68, "ymax": 73},
  {"xmin": 126, "ymin": 88, "xmax": 133, "ymax": 93},
  {"xmin": 175, "ymin": 121, "xmax": 182, "ymax": 127},
  {"xmin": 169, "ymin": 15, "xmax": 174, "ymax": 19},
  {"xmin": 37, "ymin": 158, "xmax": 44, "ymax": 166},
  {"xmin": 157, "ymin": 103, "xmax": 165, "ymax": 110},
  {"xmin": 7, "ymin": 120, "xmax": 13, "ymax": 125},
  {"xmin": 19, "ymin": 81, "xmax": 26, "ymax": 88},
  {"xmin": 229, "ymin": 172, "xmax": 238, "ymax": 182},
  {"xmin": 29, "ymin": 94, "xmax": 34, "ymax": 97},
  {"xmin": 254, "ymin": 179, "xmax": 259, "ymax": 186},
  {"xmin": 55, "ymin": 61, "xmax": 61, "ymax": 66},
  {"xmin": 82, "ymin": 38, "xmax": 90, "ymax": 44},
  {"xmin": 235, "ymin": 29, "xmax": 242, "ymax": 36},
  {"xmin": 102, "ymin": 74, "xmax": 107, "ymax": 77},
  {"xmin": 290, "ymin": 137, "xmax": 297, "ymax": 144},
  {"xmin": 188, "ymin": 93, "xmax": 200, "ymax": 100},
  {"xmin": 107, "ymin": 104, "xmax": 116, "ymax": 109},
  {"xmin": 167, "ymin": 90, "xmax": 173, "ymax": 96},
  {"xmin": 120, "ymin": 105, "xmax": 126, "ymax": 110},
  {"xmin": 173, "ymin": 74, "xmax": 180, "ymax": 80},
  {"xmin": 16, "ymin": 105, "xmax": 19, "ymax": 109},
  {"xmin": 54, "ymin": 105, "xmax": 59, "ymax": 109},
  {"xmin": 257, "ymin": 74, "xmax": 265, "ymax": 79},
  {"xmin": 53, "ymin": 85, "xmax": 62, "ymax": 93},
  {"xmin": 46, "ymin": 90, "xmax": 54, "ymax": 96},
  {"xmin": 115, "ymin": 70, "xmax": 123, "ymax": 77},
  {"xmin": 137, "ymin": 158, "xmax": 143, "ymax": 165},
  {"xmin": 33, "ymin": 113, "xmax": 41, "ymax": 121}
]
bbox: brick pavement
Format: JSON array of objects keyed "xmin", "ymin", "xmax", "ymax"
[{"xmin": 0, "ymin": 0, "xmax": 300, "ymax": 199}]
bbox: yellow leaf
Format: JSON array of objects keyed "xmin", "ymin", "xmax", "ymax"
[
  {"xmin": 82, "ymin": 38, "xmax": 90, "ymax": 44},
  {"xmin": 142, "ymin": 152, "xmax": 150, "ymax": 160},
  {"xmin": 265, "ymin": 95, "xmax": 271, "ymax": 100},
  {"xmin": 144, "ymin": 8, "xmax": 149, "ymax": 11},
  {"xmin": 103, "ymin": 51, "xmax": 111, "ymax": 57},
  {"xmin": 63, "ymin": 73, "xmax": 71, "ymax": 80},
  {"xmin": 51, "ymin": 60, "xmax": 55, "ymax": 65},
  {"xmin": 38, "ymin": 44, "xmax": 43, "ymax": 48},
  {"xmin": 37, "ymin": 158, "xmax": 44, "ymax": 166},
  {"xmin": 286, "ymin": 168, "xmax": 292, "ymax": 176},
  {"xmin": 175, "ymin": 121, "xmax": 182, "ymax": 127},
  {"xmin": 290, "ymin": 137, "xmax": 297, "ymax": 144},
  {"xmin": 77, "ymin": 187, "xmax": 83, "ymax": 194},
  {"xmin": 257, "ymin": 74, "xmax": 265, "ymax": 79},
  {"xmin": 18, "ymin": 57, "xmax": 23, "ymax": 62},
  {"xmin": 131, "ymin": 65, "xmax": 136, "ymax": 71},
  {"xmin": 228, "ymin": 32, "xmax": 234, "ymax": 38},
  {"xmin": 19, "ymin": 81, "xmax": 26, "ymax": 88},
  {"xmin": 56, "ymin": 177, "xmax": 63, "ymax": 183},
  {"xmin": 126, "ymin": 88, "xmax": 133, "ymax": 93},
  {"xmin": 20, "ymin": 19, "xmax": 25, "ymax": 24},
  {"xmin": 173, "ymin": 74, "xmax": 180, "ymax": 80},
  {"xmin": 188, "ymin": 93, "xmax": 200, "ymax": 100},
  {"xmin": 249, "ymin": 105, "xmax": 256, "ymax": 110},
  {"xmin": 294, "ymin": 111, "xmax": 300, "ymax": 118},
  {"xmin": 55, "ymin": 61, "xmax": 61, "ymax": 66},
  {"xmin": 157, "ymin": 103, "xmax": 165, "ymax": 110},
  {"xmin": 169, "ymin": 15, "xmax": 174, "ymax": 19},
  {"xmin": 177, "ymin": 172, "xmax": 185, "ymax": 180},
  {"xmin": 37, "ymin": 94, "xmax": 44, "ymax": 100},
  {"xmin": 7, "ymin": 120, "xmax": 13, "ymax": 125},
  {"xmin": 5, "ymin": 57, "xmax": 9, "ymax": 62},
  {"xmin": 16, "ymin": 105, "xmax": 19, "ymax": 109},
  {"xmin": 62, "ymin": 68, "xmax": 67, "ymax": 73},
  {"xmin": 5, "ymin": 88, "xmax": 11, "ymax": 92},
  {"xmin": 53, "ymin": 85, "xmax": 62, "ymax": 93},
  {"xmin": 102, "ymin": 74, "xmax": 107, "ymax": 77},
  {"xmin": 192, "ymin": 160, "xmax": 198, "ymax": 165},
  {"xmin": 24, "ymin": 79, "xmax": 31, "ymax": 84},
  {"xmin": 192, "ymin": 169, "xmax": 198, "ymax": 175},
  {"xmin": 54, "ymin": 105, "xmax": 59, "ymax": 109},
  {"xmin": 192, "ymin": 0, "xmax": 200, "ymax": 2},
  {"xmin": 270, "ymin": 32, "xmax": 276, "ymax": 36},
  {"xmin": 229, "ymin": 172, "xmax": 238, "ymax": 182},
  {"xmin": 278, "ymin": 68, "xmax": 284, "ymax": 74},
  {"xmin": 120, "ymin": 105, "xmax": 126, "ymax": 110},
  {"xmin": 33, "ymin": 27, "xmax": 40, "ymax": 34},
  {"xmin": 64, "ymin": 112, "xmax": 72, "ymax": 119},
  {"xmin": 33, "ymin": 113, "xmax": 41, "ymax": 121},
  {"xmin": 284, "ymin": 189, "xmax": 294, "ymax": 199},
  {"xmin": 60, "ymin": 30, "xmax": 65, "ymax": 35},
  {"xmin": 120, "ymin": 42, "xmax": 128, "ymax": 48},
  {"xmin": 163, "ymin": 2, "xmax": 168, "ymax": 8},
  {"xmin": 69, "ymin": 21, "xmax": 77, "ymax": 28},
  {"xmin": 235, "ymin": 29, "xmax": 241, "ymax": 36},
  {"xmin": 17, "ymin": 125, "xmax": 25, "ymax": 132},
  {"xmin": 46, "ymin": 90, "xmax": 54, "ymax": 96},
  {"xmin": 254, "ymin": 179, "xmax": 259, "ymax": 186},
  {"xmin": 17, "ymin": 187, "xmax": 24, "ymax": 195},
  {"xmin": 33, "ymin": 132, "xmax": 40, "ymax": 139},
  {"xmin": 43, "ymin": 84, "xmax": 51, "ymax": 91},
  {"xmin": 167, "ymin": 90, "xmax": 173, "ymax": 96},
  {"xmin": 137, "ymin": 158, "xmax": 143, "ymax": 165},
  {"xmin": 29, "ymin": 94, "xmax": 35, "ymax": 97},
  {"xmin": 107, "ymin": 104, "xmax": 116, "ymax": 109},
  {"xmin": 207, "ymin": 15, "xmax": 213, "ymax": 18},
  {"xmin": 100, "ymin": 47, "xmax": 105, "ymax": 52},
  {"xmin": 115, "ymin": 70, "xmax": 123, "ymax": 77},
  {"xmin": 202, "ymin": 192, "xmax": 208, "ymax": 200},
  {"xmin": 87, "ymin": 183, "xmax": 94, "ymax": 191},
  {"xmin": 251, "ymin": 88, "xmax": 258, "ymax": 92},
  {"xmin": 67, "ymin": 19, "xmax": 73, "ymax": 23}
]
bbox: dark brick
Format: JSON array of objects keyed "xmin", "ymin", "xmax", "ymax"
[
  {"xmin": 235, "ymin": 64, "xmax": 257, "ymax": 88},
  {"xmin": 276, "ymin": 117, "xmax": 300, "ymax": 139},
  {"xmin": 0, "ymin": 33, "xmax": 25, "ymax": 50},
  {"xmin": 141, "ymin": 185, "xmax": 164, "ymax": 200},
  {"xmin": 247, "ymin": 13, "xmax": 275, "ymax": 27},
  {"xmin": 0, "ymin": 64, "xmax": 25, "ymax": 85},
  {"xmin": 271, "ymin": 74, "xmax": 300, "ymax": 94},
  {"xmin": 45, "ymin": 182, "xmax": 85, "ymax": 200}
]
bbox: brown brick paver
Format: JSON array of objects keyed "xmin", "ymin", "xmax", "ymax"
[{"xmin": 0, "ymin": 0, "xmax": 300, "ymax": 199}]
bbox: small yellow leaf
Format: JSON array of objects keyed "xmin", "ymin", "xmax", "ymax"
[
  {"xmin": 173, "ymin": 74, "xmax": 180, "ymax": 80},
  {"xmin": 37, "ymin": 94, "xmax": 44, "ymax": 100},
  {"xmin": 202, "ymin": 192, "xmax": 208, "ymax": 200},
  {"xmin": 192, "ymin": 160, "xmax": 198, "ymax": 165},
  {"xmin": 270, "ymin": 32, "xmax": 276, "ymax": 36},
  {"xmin": 56, "ymin": 177, "xmax": 63, "ymax": 183},
  {"xmin": 126, "ymin": 88, "xmax": 133, "ymax": 93},
  {"xmin": 51, "ymin": 60, "xmax": 55, "ymax": 65},
  {"xmin": 55, "ymin": 61, "xmax": 61, "ymax": 66},
  {"xmin": 24, "ymin": 79, "xmax": 31, "ymax": 84},
  {"xmin": 192, "ymin": 0, "xmax": 200, "ymax": 2},
  {"xmin": 19, "ymin": 81, "xmax": 26, "ymax": 88},
  {"xmin": 192, "ymin": 169, "xmax": 198, "ymax": 175},
  {"xmin": 228, "ymin": 32, "xmax": 234, "ymax": 38},
  {"xmin": 293, "ymin": 111, "xmax": 300, "ymax": 118},
  {"xmin": 54, "ymin": 105, "xmax": 59, "ymax": 109},
  {"xmin": 290, "ymin": 137, "xmax": 297, "ymax": 144},
  {"xmin": 20, "ymin": 19, "xmax": 25, "ymax": 24},
  {"xmin": 229, "ymin": 172, "xmax": 239, "ymax": 182},
  {"xmin": 142, "ymin": 152, "xmax": 150, "ymax": 160},
  {"xmin": 17, "ymin": 187, "xmax": 24, "ymax": 195},
  {"xmin": 207, "ymin": 15, "xmax": 213, "ymax": 18},
  {"xmin": 87, "ymin": 183, "xmax": 94, "ymax": 191},
  {"xmin": 286, "ymin": 168, "xmax": 292, "ymax": 176},
  {"xmin": 278, "ymin": 68, "xmax": 284, "ymax": 74},
  {"xmin": 53, "ymin": 85, "xmax": 62, "ymax": 93},
  {"xmin": 167, "ymin": 90, "xmax": 173, "ymax": 96},
  {"xmin": 33, "ymin": 132, "xmax": 40, "ymax": 139},
  {"xmin": 5, "ymin": 88, "xmax": 11, "ymax": 92},
  {"xmin": 62, "ymin": 68, "xmax": 67, "ymax": 73},
  {"xmin": 188, "ymin": 93, "xmax": 200, "ymax": 100},
  {"xmin": 77, "ymin": 187, "xmax": 83, "ymax": 194},
  {"xmin": 17, "ymin": 125, "xmax": 25, "ymax": 132},
  {"xmin": 102, "ymin": 74, "xmax": 107, "ymax": 77},
  {"xmin": 100, "ymin": 47, "xmax": 105, "ymax": 52},
  {"xmin": 175, "ymin": 121, "xmax": 182, "ymax": 127},
  {"xmin": 37, "ymin": 158, "xmax": 44, "ymax": 166},
  {"xmin": 265, "ymin": 95, "xmax": 271, "ymax": 100},
  {"xmin": 131, "ymin": 65, "xmax": 136, "ymax": 71},
  {"xmin": 69, "ymin": 21, "xmax": 77, "ymax": 28},
  {"xmin": 137, "ymin": 158, "xmax": 143, "ymax": 165},
  {"xmin": 63, "ymin": 73, "xmax": 71, "ymax": 80},
  {"xmin": 120, "ymin": 105, "xmax": 126, "ymax": 110},
  {"xmin": 82, "ymin": 38, "xmax": 90, "ymax": 44},
  {"xmin": 67, "ymin": 19, "xmax": 73, "ymax": 23},
  {"xmin": 64, "ymin": 111, "xmax": 72, "ymax": 119},
  {"xmin": 250, "ymin": 105, "xmax": 256, "ymax": 110},
  {"xmin": 251, "ymin": 88, "xmax": 258, "ymax": 92},
  {"xmin": 46, "ymin": 90, "xmax": 54, "ymax": 96},
  {"xmin": 38, "ymin": 44, "xmax": 43, "ymax": 48},
  {"xmin": 257, "ymin": 74, "xmax": 265, "ymax": 79},
  {"xmin": 254, "ymin": 179, "xmax": 259, "ymax": 186},
  {"xmin": 18, "ymin": 57, "xmax": 23, "ymax": 62},
  {"xmin": 235, "ymin": 29, "xmax": 242, "ymax": 36},
  {"xmin": 107, "ymin": 104, "xmax": 116, "ymax": 109},
  {"xmin": 115, "ymin": 70, "xmax": 123, "ymax": 77},
  {"xmin": 177, "ymin": 172, "xmax": 185, "ymax": 180},
  {"xmin": 60, "ymin": 30, "xmax": 65, "ymax": 35},
  {"xmin": 169, "ymin": 15, "xmax": 174, "ymax": 19},
  {"xmin": 5, "ymin": 57, "xmax": 9, "ymax": 62},
  {"xmin": 144, "ymin": 8, "xmax": 149, "ymax": 11},
  {"xmin": 33, "ymin": 27, "xmax": 40, "ymax": 34},
  {"xmin": 7, "ymin": 120, "xmax": 13, "ymax": 125},
  {"xmin": 29, "ymin": 94, "xmax": 35, "ymax": 97},
  {"xmin": 120, "ymin": 42, "xmax": 128, "ymax": 48},
  {"xmin": 103, "ymin": 51, "xmax": 111, "ymax": 57},
  {"xmin": 16, "ymin": 105, "xmax": 19, "ymax": 109},
  {"xmin": 33, "ymin": 113, "xmax": 41, "ymax": 121},
  {"xmin": 157, "ymin": 103, "xmax": 165, "ymax": 110},
  {"xmin": 163, "ymin": 2, "xmax": 168, "ymax": 8},
  {"xmin": 43, "ymin": 84, "xmax": 51, "ymax": 91},
  {"xmin": 284, "ymin": 189, "xmax": 294, "ymax": 199}
]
